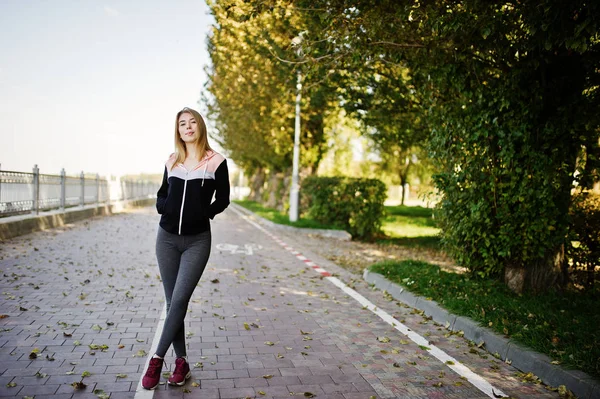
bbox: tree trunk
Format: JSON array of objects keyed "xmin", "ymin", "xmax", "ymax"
[
  {"xmin": 266, "ymin": 172, "xmax": 282, "ymax": 209},
  {"xmin": 399, "ymin": 156, "xmax": 411, "ymax": 206},
  {"xmin": 504, "ymin": 244, "xmax": 565, "ymax": 294},
  {"xmin": 249, "ymin": 168, "xmax": 265, "ymax": 202}
]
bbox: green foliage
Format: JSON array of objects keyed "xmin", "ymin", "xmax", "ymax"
[
  {"xmin": 284, "ymin": 0, "xmax": 600, "ymax": 286},
  {"xmin": 208, "ymin": 0, "xmax": 600, "ymax": 291},
  {"xmin": 204, "ymin": 0, "xmax": 339, "ymax": 176},
  {"xmin": 567, "ymin": 192, "xmax": 600, "ymax": 288},
  {"xmin": 301, "ymin": 176, "xmax": 387, "ymax": 239},
  {"xmin": 370, "ymin": 260, "xmax": 600, "ymax": 378}
]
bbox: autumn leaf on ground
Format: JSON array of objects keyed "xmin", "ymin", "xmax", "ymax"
[
  {"xmin": 6, "ymin": 382, "xmax": 17, "ymax": 388},
  {"xmin": 243, "ymin": 322, "xmax": 250, "ymax": 330},
  {"xmin": 71, "ymin": 381, "xmax": 87, "ymax": 390},
  {"xmin": 264, "ymin": 341, "xmax": 275, "ymax": 346},
  {"xmin": 46, "ymin": 354, "xmax": 55, "ymax": 361},
  {"xmin": 262, "ymin": 375, "xmax": 273, "ymax": 379},
  {"xmin": 377, "ymin": 336, "xmax": 390, "ymax": 343},
  {"xmin": 194, "ymin": 362, "xmax": 203, "ymax": 368},
  {"xmin": 0, "ymin": 315, "xmax": 8, "ymax": 319},
  {"xmin": 191, "ymin": 381, "xmax": 200, "ymax": 387},
  {"xmin": 91, "ymin": 324, "xmax": 103, "ymax": 331},
  {"xmin": 304, "ymin": 393, "xmax": 316, "ymax": 398},
  {"xmin": 211, "ymin": 279, "xmax": 219, "ymax": 283},
  {"xmin": 134, "ymin": 350, "xmax": 147, "ymax": 357}
]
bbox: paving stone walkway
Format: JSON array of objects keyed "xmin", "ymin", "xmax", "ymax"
[{"xmin": 0, "ymin": 207, "xmax": 561, "ymax": 398}]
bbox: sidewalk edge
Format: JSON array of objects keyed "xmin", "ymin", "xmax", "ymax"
[{"xmin": 363, "ymin": 269, "xmax": 600, "ymax": 399}]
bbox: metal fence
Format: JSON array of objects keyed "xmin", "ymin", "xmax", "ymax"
[{"xmin": 0, "ymin": 165, "xmax": 161, "ymax": 218}]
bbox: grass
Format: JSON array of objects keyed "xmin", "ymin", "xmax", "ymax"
[
  {"xmin": 370, "ymin": 260, "xmax": 600, "ymax": 379},
  {"xmin": 233, "ymin": 200, "xmax": 336, "ymax": 230},
  {"xmin": 379, "ymin": 205, "xmax": 442, "ymax": 249}
]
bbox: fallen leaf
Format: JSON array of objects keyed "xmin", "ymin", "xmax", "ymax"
[
  {"xmin": 134, "ymin": 349, "xmax": 147, "ymax": 357},
  {"xmin": 6, "ymin": 382, "xmax": 17, "ymax": 388},
  {"xmin": 377, "ymin": 336, "xmax": 390, "ymax": 343},
  {"xmin": 116, "ymin": 374, "xmax": 127, "ymax": 378},
  {"xmin": 304, "ymin": 393, "xmax": 316, "ymax": 398},
  {"xmin": 71, "ymin": 381, "xmax": 87, "ymax": 390}
]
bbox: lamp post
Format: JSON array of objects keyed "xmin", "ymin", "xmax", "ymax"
[{"xmin": 289, "ymin": 69, "xmax": 302, "ymax": 222}]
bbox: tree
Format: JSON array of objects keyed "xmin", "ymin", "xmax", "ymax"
[
  {"xmin": 204, "ymin": 0, "xmax": 340, "ymax": 206},
  {"xmin": 250, "ymin": 0, "xmax": 600, "ymax": 292}
]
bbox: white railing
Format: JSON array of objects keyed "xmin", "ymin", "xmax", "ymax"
[{"xmin": 0, "ymin": 165, "xmax": 160, "ymax": 217}]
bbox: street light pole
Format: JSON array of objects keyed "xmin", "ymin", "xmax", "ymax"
[{"xmin": 289, "ymin": 69, "xmax": 302, "ymax": 222}]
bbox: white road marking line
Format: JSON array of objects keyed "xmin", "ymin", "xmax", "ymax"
[
  {"xmin": 327, "ymin": 277, "xmax": 506, "ymax": 398},
  {"xmin": 229, "ymin": 204, "xmax": 508, "ymax": 398},
  {"xmin": 134, "ymin": 306, "xmax": 166, "ymax": 399}
]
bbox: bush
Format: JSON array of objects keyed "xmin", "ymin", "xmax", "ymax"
[
  {"xmin": 568, "ymin": 192, "xmax": 600, "ymax": 289},
  {"xmin": 301, "ymin": 176, "xmax": 387, "ymax": 239}
]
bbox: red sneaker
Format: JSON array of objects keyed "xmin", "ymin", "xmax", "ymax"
[
  {"xmin": 142, "ymin": 357, "xmax": 164, "ymax": 390},
  {"xmin": 168, "ymin": 357, "xmax": 191, "ymax": 386}
]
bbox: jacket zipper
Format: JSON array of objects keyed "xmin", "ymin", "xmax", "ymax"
[{"xmin": 178, "ymin": 172, "xmax": 188, "ymax": 235}]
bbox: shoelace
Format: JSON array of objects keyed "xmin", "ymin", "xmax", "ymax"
[{"xmin": 147, "ymin": 358, "xmax": 169, "ymax": 376}]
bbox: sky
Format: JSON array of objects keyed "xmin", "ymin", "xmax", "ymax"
[{"xmin": 0, "ymin": 0, "xmax": 219, "ymax": 177}]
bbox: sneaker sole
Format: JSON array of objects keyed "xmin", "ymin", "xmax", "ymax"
[
  {"xmin": 142, "ymin": 382, "xmax": 160, "ymax": 390},
  {"xmin": 168, "ymin": 371, "xmax": 192, "ymax": 386}
]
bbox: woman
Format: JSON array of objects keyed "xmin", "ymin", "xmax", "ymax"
[{"xmin": 142, "ymin": 107, "xmax": 230, "ymax": 389}]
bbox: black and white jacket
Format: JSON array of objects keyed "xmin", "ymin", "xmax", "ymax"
[{"xmin": 156, "ymin": 150, "xmax": 230, "ymax": 235}]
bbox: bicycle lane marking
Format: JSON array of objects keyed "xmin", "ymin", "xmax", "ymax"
[{"xmin": 229, "ymin": 204, "xmax": 507, "ymax": 399}]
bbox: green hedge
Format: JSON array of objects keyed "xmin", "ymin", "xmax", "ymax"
[{"xmin": 301, "ymin": 176, "xmax": 387, "ymax": 239}]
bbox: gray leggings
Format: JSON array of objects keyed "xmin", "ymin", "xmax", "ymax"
[{"xmin": 155, "ymin": 226, "xmax": 211, "ymax": 358}]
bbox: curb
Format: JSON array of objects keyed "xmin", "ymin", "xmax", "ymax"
[
  {"xmin": 0, "ymin": 198, "xmax": 156, "ymax": 241},
  {"xmin": 230, "ymin": 202, "xmax": 352, "ymax": 241},
  {"xmin": 363, "ymin": 269, "xmax": 600, "ymax": 399}
]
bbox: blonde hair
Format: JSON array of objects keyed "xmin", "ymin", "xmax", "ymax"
[{"xmin": 172, "ymin": 107, "xmax": 212, "ymax": 169}]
